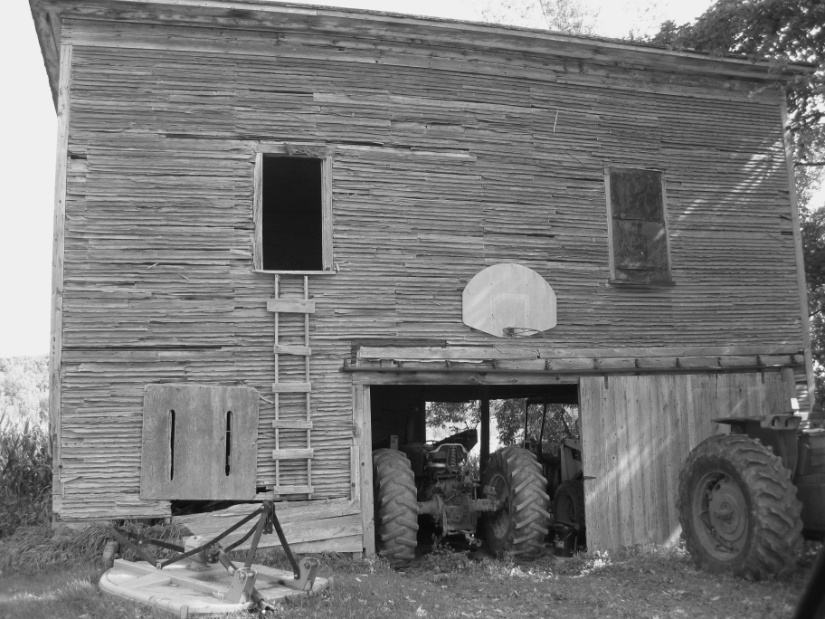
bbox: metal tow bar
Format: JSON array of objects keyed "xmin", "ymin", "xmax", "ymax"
[{"xmin": 108, "ymin": 501, "xmax": 320, "ymax": 609}]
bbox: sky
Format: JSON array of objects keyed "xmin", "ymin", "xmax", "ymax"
[{"xmin": 0, "ymin": 0, "xmax": 720, "ymax": 357}]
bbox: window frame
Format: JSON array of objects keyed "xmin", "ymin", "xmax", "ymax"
[
  {"xmin": 253, "ymin": 143, "xmax": 334, "ymax": 274},
  {"xmin": 604, "ymin": 165, "xmax": 673, "ymax": 286}
]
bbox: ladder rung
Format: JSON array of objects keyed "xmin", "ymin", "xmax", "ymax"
[
  {"xmin": 269, "ymin": 485, "xmax": 313, "ymax": 495},
  {"xmin": 272, "ymin": 382, "xmax": 311, "ymax": 393},
  {"xmin": 272, "ymin": 448, "xmax": 314, "ymax": 460},
  {"xmin": 274, "ymin": 344, "xmax": 311, "ymax": 356},
  {"xmin": 267, "ymin": 299, "xmax": 316, "ymax": 314},
  {"xmin": 272, "ymin": 419, "xmax": 313, "ymax": 430}
]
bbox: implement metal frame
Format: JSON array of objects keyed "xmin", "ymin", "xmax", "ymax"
[{"xmin": 108, "ymin": 501, "xmax": 319, "ymax": 608}]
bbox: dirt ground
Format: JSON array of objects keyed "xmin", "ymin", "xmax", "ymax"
[{"xmin": 0, "ymin": 540, "xmax": 819, "ymax": 619}]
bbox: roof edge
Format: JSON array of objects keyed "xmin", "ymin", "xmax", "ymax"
[
  {"xmin": 30, "ymin": 0, "xmax": 61, "ymax": 109},
  {"xmin": 30, "ymin": 0, "xmax": 816, "ymax": 108}
]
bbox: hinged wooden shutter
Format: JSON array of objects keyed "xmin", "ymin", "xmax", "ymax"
[{"xmin": 140, "ymin": 384, "xmax": 258, "ymax": 500}]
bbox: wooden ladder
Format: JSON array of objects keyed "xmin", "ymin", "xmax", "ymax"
[{"xmin": 268, "ymin": 274, "xmax": 314, "ymax": 496}]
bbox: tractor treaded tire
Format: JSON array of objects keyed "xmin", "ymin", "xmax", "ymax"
[
  {"xmin": 554, "ymin": 479, "xmax": 586, "ymax": 533},
  {"xmin": 483, "ymin": 446, "xmax": 550, "ymax": 558},
  {"xmin": 678, "ymin": 433, "xmax": 802, "ymax": 580},
  {"xmin": 373, "ymin": 448, "xmax": 419, "ymax": 568}
]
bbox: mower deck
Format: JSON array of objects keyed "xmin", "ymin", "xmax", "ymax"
[
  {"xmin": 100, "ymin": 558, "xmax": 328, "ymax": 617},
  {"xmin": 98, "ymin": 501, "xmax": 327, "ymax": 616}
]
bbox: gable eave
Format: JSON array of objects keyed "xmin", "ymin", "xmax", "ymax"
[{"xmin": 30, "ymin": 0, "xmax": 816, "ymax": 110}]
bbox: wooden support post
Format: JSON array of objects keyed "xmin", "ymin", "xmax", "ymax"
[
  {"xmin": 273, "ymin": 275, "xmax": 280, "ymax": 490},
  {"xmin": 354, "ymin": 384, "xmax": 375, "ymax": 557},
  {"xmin": 522, "ymin": 399, "xmax": 530, "ymax": 445},
  {"xmin": 303, "ymin": 276, "xmax": 312, "ymax": 495},
  {"xmin": 415, "ymin": 396, "xmax": 427, "ymax": 444},
  {"xmin": 480, "ymin": 388, "xmax": 490, "ymax": 473},
  {"xmin": 50, "ymin": 43, "xmax": 72, "ymax": 515},
  {"xmin": 781, "ymin": 367, "xmax": 798, "ymax": 409},
  {"xmin": 781, "ymin": 99, "xmax": 816, "ymax": 411}
]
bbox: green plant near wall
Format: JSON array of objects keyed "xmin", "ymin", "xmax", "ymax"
[{"xmin": 0, "ymin": 414, "xmax": 52, "ymax": 538}]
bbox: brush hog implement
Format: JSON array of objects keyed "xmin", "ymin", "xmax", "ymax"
[{"xmin": 99, "ymin": 501, "xmax": 326, "ymax": 617}]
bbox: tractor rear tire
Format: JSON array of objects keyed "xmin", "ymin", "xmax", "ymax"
[
  {"xmin": 483, "ymin": 446, "xmax": 550, "ymax": 558},
  {"xmin": 554, "ymin": 479, "xmax": 586, "ymax": 534},
  {"xmin": 373, "ymin": 448, "xmax": 419, "ymax": 568},
  {"xmin": 678, "ymin": 433, "xmax": 802, "ymax": 579}
]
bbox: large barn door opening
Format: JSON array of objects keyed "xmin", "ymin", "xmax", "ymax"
[
  {"xmin": 580, "ymin": 371, "xmax": 793, "ymax": 553},
  {"xmin": 366, "ymin": 382, "xmax": 579, "ymax": 556}
]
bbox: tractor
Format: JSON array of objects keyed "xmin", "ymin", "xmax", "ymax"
[
  {"xmin": 522, "ymin": 398, "xmax": 586, "ymax": 550},
  {"xmin": 678, "ymin": 399, "xmax": 825, "ymax": 579},
  {"xmin": 372, "ymin": 428, "xmax": 550, "ymax": 567}
]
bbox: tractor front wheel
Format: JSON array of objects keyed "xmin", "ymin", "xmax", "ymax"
[
  {"xmin": 678, "ymin": 434, "xmax": 802, "ymax": 579},
  {"xmin": 482, "ymin": 446, "xmax": 550, "ymax": 558},
  {"xmin": 554, "ymin": 479, "xmax": 586, "ymax": 534},
  {"xmin": 373, "ymin": 449, "xmax": 419, "ymax": 568}
]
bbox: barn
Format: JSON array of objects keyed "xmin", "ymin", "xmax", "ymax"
[{"xmin": 30, "ymin": 0, "xmax": 814, "ymax": 557}]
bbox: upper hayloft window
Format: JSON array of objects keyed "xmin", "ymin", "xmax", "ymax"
[
  {"xmin": 605, "ymin": 167, "xmax": 671, "ymax": 285},
  {"xmin": 253, "ymin": 146, "xmax": 333, "ymax": 272}
]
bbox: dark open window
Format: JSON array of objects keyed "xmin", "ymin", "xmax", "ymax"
[
  {"xmin": 254, "ymin": 147, "xmax": 332, "ymax": 272},
  {"xmin": 606, "ymin": 168, "xmax": 671, "ymax": 285},
  {"xmin": 262, "ymin": 156, "xmax": 323, "ymax": 271}
]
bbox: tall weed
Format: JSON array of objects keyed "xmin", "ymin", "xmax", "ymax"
[
  {"xmin": 0, "ymin": 520, "xmax": 191, "ymax": 575},
  {"xmin": 0, "ymin": 413, "xmax": 52, "ymax": 538}
]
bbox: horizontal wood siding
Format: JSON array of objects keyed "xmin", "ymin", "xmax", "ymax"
[
  {"xmin": 54, "ymin": 16, "xmax": 804, "ymax": 521},
  {"xmin": 580, "ymin": 372, "xmax": 794, "ymax": 551},
  {"xmin": 177, "ymin": 499, "xmax": 363, "ymax": 554}
]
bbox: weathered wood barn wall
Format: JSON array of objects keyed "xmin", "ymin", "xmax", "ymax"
[{"xmin": 31, "ymin": 0, "xmax": 813, "ymax": 553}]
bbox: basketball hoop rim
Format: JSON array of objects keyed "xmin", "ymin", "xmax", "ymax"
[{"xmin": 502, "ymin": 326, "xmax": 542, "ymax": 338}]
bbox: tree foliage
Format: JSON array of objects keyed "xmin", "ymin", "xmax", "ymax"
[
  {"xmin": 426, "ymin": 398, "xmax": 579, "ymax": 458},
  {"xmin": 652, "ymin": 0, "xmax": 825, "ymax": 406},
  {"xmin": 1, "ymin": 356, "xmax": 49, "ymax": 430},
  {"xmin": 650, "ymin": 0, "xmax": 824, "ymax": 171},
  {"xmin": 803, "ymin": 207, "xmax": 825, "ymax": 408},
  {"xmin": 477, "ymin": 0, "xmax": 599, "ymax": 34},
  {"xmin": 477, "ymin": 0, "xmax": 545, "ymax": 29},
  {"xmin": 426, "ymin": 401, "xmax": 480, "ymax": 435},
  {"xmin": 537, "ymin": 0, "xmax": 600, "ymax": 35},
  {"xmin": 494, "ymin": 400, "xmax": 580, "ymax": 458}
]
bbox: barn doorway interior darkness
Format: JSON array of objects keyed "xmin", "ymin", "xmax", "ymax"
[{"xmin": 369, "ymin": 383, "xmax": 581, "ymax": 558}]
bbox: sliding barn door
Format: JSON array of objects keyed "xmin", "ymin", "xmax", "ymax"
[{"xmin": 579, "ymin": 371, "xmax": 793, "ymax": 551}]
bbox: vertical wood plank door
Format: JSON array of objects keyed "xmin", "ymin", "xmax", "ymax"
[
  {"xmin": 580, "ymin": 371, "xmax": 789, "ymax": 552},
  {"xmin": 140, "ymin": 384, "xmax": 259, "ymax": 500}
]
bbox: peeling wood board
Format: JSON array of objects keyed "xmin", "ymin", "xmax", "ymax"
[{"xmin": 176, "ymin": 499, "xmax": 363, "ymax": 552}]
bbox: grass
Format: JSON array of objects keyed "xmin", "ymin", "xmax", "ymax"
[
  {"xmin": 268, "ymin": 545, "xmax": 811, "ymax": 619},
  {"xmin": 0, "ymin": 521, "xmax": 192, "ymax": 576},
  {"xmin": 0, "ymin": 567, "xmax": 166, "ymax": 619},
  {"xmin": 0, "ymin": 436, "xmax": 818, "ymax": 619},
  {"xmin": 0, "ymin": 536, "xmax": 819, "ymax": 619}
]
